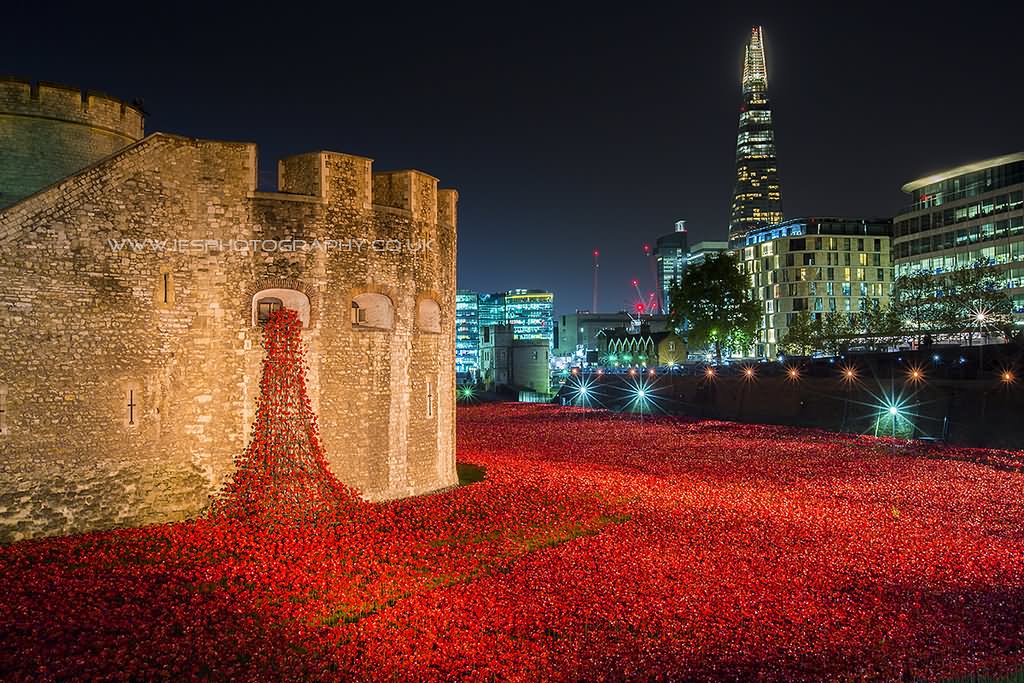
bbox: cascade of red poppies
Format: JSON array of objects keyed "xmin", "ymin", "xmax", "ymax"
[{"xmin": 209, "ymin": 307, "xmax": 358, "ymax": 522}]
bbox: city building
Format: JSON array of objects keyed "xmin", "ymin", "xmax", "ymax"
[
  {"xmin": 479, "ymin": 325, "xmax": 550, "ymax": 393},
  {"xmin": 477, "ymin": 291, "xmax": 505, "ymax": 332},
  {"xmin": 555, "ymin": 312, "xmax": 632, "ymax": 356},
  {"xmin": 654, "ymin": 220, "xmax": 689, "ymax": 313},
  {"xmin": 455, "ymin": 290, "xmax": 480, "ymax": 378},
  {"xmin": 456, "ymin": 289, "xmax": 555, "ymax": 376},
  {"xmin": 596, "ymin": 326, "xmax": 687, "ymax": 368},
  {"xmin": 554, "ymin": 312, "xmax": 671, "ymax": 358},
  {"xmin": 0, "ymin": 78, "xmax": 459, "ymax": 542},
  {"xmin": 728, "ymin": 26, "xmax": 783, "ymax": 244},
  {"xmin": 740, "ymin": 217, "xmax": 894, "ymax": 357},
  {"xmin": 688, "ymin": 241, "xmax": 730, "ymax": 266},
  {"xmin": 893, "ymin": 152, "xmax": 1024, "ymax": 319},
  {"xmin": 503, "ymin": 289, "xmax": 555, "ymax": 346}
]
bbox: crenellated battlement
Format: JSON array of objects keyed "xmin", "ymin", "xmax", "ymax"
[
  {"xmin": 437, "ymin": 189, "xmax": 458, "ymax": 227},
  {"xmin": 271, "ymin": 150, "xmax": 455, "ymax": 226},
  {"xmin": 0, "ymin": 77, "xmax": 144, "ymax": 140},
  {"xmin": 372, "ymin": 169, "xmax": 439, "ymax": 224}
]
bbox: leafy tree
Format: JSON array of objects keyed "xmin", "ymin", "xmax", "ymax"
[
  {"xmin": 891, "ymin": 270, "xmax": 940, "ymax": 344},
  {"xmin": 667, "ymin": 253, "xmax": 760, "ymax": 363},
  {"xmin": 892, "ymin": 261, "xmax": 1013, "ymax": 345},
  {"xmin": 780, "ymin": 311, "xmax": 815, "ymax": 356},
  {"xmin": 935, "ymin": 259, "xmax": 1014, "ymax": 343},
  {"xmin": 782, "ymin": 311, "xmax": 858, "ymax": 357},
  {"xmin": 857, "ymin": 299, "xmax": 903, "ymax": 350},
  {"xmin": 816, "ymin": 312, "xmax": 856, "ymax": 356}
]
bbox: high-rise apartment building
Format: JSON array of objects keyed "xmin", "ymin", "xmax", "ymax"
[
  {"xmin": 729, "ymin": 26, "xmax": 783, "ymax": 244},
  {"xmin": 741, "ymin": 217, "xmax": 893, "ymax": 357}
]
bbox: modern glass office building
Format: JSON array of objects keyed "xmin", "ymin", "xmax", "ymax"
[
  {"xmin": 741, "ymin": 217, "xmax": 894, "ymax": 357},
  {"xmin": 477, "ymin": 292, "xmax": 506, "ymax": 331},
  {"xmin": 503, "ymin": 289, "xmax": 555, "ymax": 347},
  {"xmin": 455, "ymin": 290, "xmax": 480, "ymax": 376},
  {"xmin": 893, "ymin": 152, "xmax": 1024, "ymax": 319},
  {"xmin": 654, "ymin": 221, "xmax": 689, "ymax": 314},
  {"xmin": 728, "ymin": 26, "xmax": 783, "ymax": 244}
]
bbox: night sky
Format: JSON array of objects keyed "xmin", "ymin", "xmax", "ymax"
[{"xmin": 4, "ymin": 4, "xmax": 1022, "ymax": 315}]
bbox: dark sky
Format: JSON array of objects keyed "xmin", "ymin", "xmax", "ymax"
[{"xmin": 4, "ymin": 4, "xmax": 1022, "ymax": 315}]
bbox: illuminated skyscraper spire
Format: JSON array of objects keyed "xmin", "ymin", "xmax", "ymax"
[
  {"xmin": 729, "ymin": 26, "xmax": 782, "ymax": 244},
  {"xmin": 742, "ymin": 25, "xmax": 768, "ymax": 94}
]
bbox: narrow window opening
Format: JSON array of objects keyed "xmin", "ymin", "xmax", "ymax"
[
  {"xmin": 426, "ymin": 380, "xmax": 434, "ymax": 418},
  {"xmin": 155, "ymin": 268, "xmax": 175, "ymax": 307},
  {"xmin": 127, "ymin": 388, "xmax": 138, "ymax": 427},
  {"xmin": 0, "ymin": 387, "xmax": 8, "ymax": 435}
]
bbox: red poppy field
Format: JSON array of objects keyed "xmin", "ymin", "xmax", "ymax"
[{"xmin": 1, "ymin": 402, "xmax": 1022, "ymax": 681}]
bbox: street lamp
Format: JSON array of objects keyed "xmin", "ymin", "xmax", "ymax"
[{"xmin": 839, "ymin": 364, "xmax": 858, "ymax": 432}]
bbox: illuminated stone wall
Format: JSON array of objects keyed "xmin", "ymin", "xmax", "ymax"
[{"xmin": 0, "ymin": 127, "xmax": 458, "ymax": 542}]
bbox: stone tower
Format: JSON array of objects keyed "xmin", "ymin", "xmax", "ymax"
[
  {"xmin": 0, "ymin": 79, "xmax": 458, "ymax": 542},
  {"xmin": 0, "ymin": 78, "xmax": 145, "ymax": 209}
]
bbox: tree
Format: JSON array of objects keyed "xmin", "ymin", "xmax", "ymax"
[
  {"xmin": 782, "ymin": 311, "xmax": 857, "ymax": 357},
  {"xmin": 816, "ymin": 312, "xmax": 856, "ymax": 356},
  {"xmin": 667, "ymin": 252, "xmax": 760, "ymax": 363},
  {"xmin": 891, "ymin": 270, "xmax": 940, "ymax": 344},
  {"xmin": 780, "ymin": 311, "xmax": 815, "ymax": 356},
  {"xmin": 892, "ymin": 261, "xmax": 1014, "ymax": 345},
  {"xmin": 935, "ymin": 259, "xmax": 1014, "ymax": 344},
  {"xmin": 857, "ymin": 299, "xmax": 903, "ymax": 350}
]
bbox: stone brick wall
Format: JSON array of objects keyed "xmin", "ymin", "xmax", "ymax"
[
  {"xmin": 0, "ymin": 78, "xmax": 145, "ymax": 208},
  {"xmin": 0, "ymin": 131, "xmax": 458, "ymax": 542}
]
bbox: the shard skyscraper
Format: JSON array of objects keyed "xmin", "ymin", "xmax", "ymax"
[{"xmin": 728, "ymin": 26, "xmax": 783, "ymax": 244}]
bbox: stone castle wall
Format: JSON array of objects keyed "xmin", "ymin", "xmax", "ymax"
[
  {"xmin": 0, "ymin": 78, "xmax": 145, "ymax": 209},
  {"xmin": 0, "ymin": 131, "xmax": 458, "ymax": 542}
]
